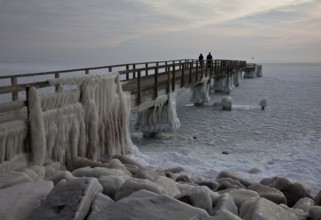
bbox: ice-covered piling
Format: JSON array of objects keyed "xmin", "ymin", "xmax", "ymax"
[
  {"xmin": 135, "ymin": 92, "xmax": 180, "ymax": 137},
  {"xmin": 190, "ymin": 77, "xmax": 210, "ymax": 105}
]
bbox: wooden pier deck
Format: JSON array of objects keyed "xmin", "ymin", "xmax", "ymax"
[{"xmin": 0, "ymin": 59, "xmax": 246, "ymax": 111}]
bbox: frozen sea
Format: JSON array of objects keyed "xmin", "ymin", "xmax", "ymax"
[
  {"xmin": 129, "ymin": 63, "xmax": 321, "ymax": 196},
  {"xmin": 1, "ymin": 62, "xmax": 321, "ymax": 195}
]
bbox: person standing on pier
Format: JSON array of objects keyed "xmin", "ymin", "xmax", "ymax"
[
  {"xmin": 199, "ymin": 53, "xmax": 204, "ymax": 67},
  {"xmin": 206, "ymin": 52, "xmax": 213, "ymax": 68}
]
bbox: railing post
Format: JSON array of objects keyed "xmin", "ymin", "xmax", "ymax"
[
  {"xmin": 126, "ymin": 65, "xmax": 129, "ymax": 80},
  {"xmin": 181, "ymin": 61, "xmax": 185, "ymax": 87},
  {"xmin": 195, "ymin": 61, "xmax": 199, "ymax": 82},
  {"xmin": 166, "ymin": 64, "xmax": 170, "ymax": 94},
  {"xmin": 108, "ymin": 67, "xmax": 112, "ymax": 72},
  {"xmin": 154, "ymin": 64, "xmax": 158, "ymax": 99},
  {"xmin": 11, "ymin": 77, "xmax": 18, "ymax": 101},
  {"xmin": 133, "ymin": 64, "xmax": 136, "ymax": 78},
  {"xmin": 54, "ymin": 72, "xmax": 60, "ymax": 92},
  {"xmin": 85, "ymin": 69, "xmax": 89, "ymax": 75},
  {"xmin": 145, "ymin": 63, "xmax": 148, "ymax": 76},
  {"xmin": 137, "ymin": 70, "xmax": 141, "ymax": 105},
  {"xmin": 172, "ymin": 62, "xmax": 175, "ymax": 91}
]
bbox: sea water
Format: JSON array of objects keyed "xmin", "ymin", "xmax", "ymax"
[
  {"xmin": 1, "ymin": 62, "xmax": 321, "ymax": 195},
  {"xmin": 129, "ymin": 63, "xmax": 321, "ymax": 196}
]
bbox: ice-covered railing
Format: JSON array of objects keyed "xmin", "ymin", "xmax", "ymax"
[{"xmin": 0, "ymin": 59, "xmax": 246, "ymax": 105}]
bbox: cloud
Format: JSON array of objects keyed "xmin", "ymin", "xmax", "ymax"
[{"xmin": 0, "ymin": 0, "xmax": 320, "ymax": 63}]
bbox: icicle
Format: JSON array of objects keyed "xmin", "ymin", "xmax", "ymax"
[
  {"xmin": 190, "ymin": 77, "xmax": 210, "ymax": 105},
  {"xmin": 28, "ymin": 87, "xmax": 46, "ymax": 166}
]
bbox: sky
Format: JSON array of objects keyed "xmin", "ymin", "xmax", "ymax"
[{"xmin": 0, "ymin": 0, "xmax": 321, "ymax": 65}]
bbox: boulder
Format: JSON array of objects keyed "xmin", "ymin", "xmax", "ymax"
[
  {"xmin": 87, "ymin": 193, "xmax": 114, "ymax": 219},
  {"xmin": 66, "ymin": 157, "xmax": 107, "ymax": 171},
  {"xmin": 197, "ymin": 180, "xmax": 219, "ymax": 191},
  {"xmin": 176, "ymin": 174, "xmax": 194, "ymax": 184},
  {"xmin": 47, "ymin": 170, "xmax": 76, "ymax": 185},
  {"xmin": 0, "ymin": 181, "xmax": 53, "ymax": 220},
  {"xmin": 260, "ymin": 176, "xmax": 310, "ymax": 207},
  {"xmin": 216, "ymin": 178, "xmax": 245, "ymax": 190},
  {"xmin": 154, "ymin": 176, "xmax": 181, "ymax": 197},
  {"xmin": 115, "ymin": 178, "xmax": 164, "ymax": 201},
  {"xmin": 309, "ymin": 206, "xmax": 321, "ymax": 220},
  {"xmin": 280, "ymin": 204, "xmax": 309, "ymax": 220},
  {"xmin": 293, "ymin": 197, "xmax": 315, "ymax": 212},
  {"xmin": 112, "ymin": 154, "xmax": 143, "ymax": 168},
  {"xmin": 30, "ymin": 177, "xmax": 103, "ymax": 220},
  {"xmin": 211, "ymin": 193, "xmax": 238, "ymax": 216},
  {"xmin": 207, "ymin": 209, "xmax": 242, "ymax": 220},
  {"xmin": 88, "ymin": 190, "xmax": 209, "ymax": 220},
  {"xmin": 315, "ymin": 189, "xmax": 321, "ymax": 206},
  {"xmin": 44, "ymin": 162, "xmax": 62, "ymax": 178},
  {"xmin": 98, "ymin": 175, "xmax": 126, "ymax": 199},
  {"xmin": 72, "ymin": 166, "xmax": 131, "ymax": 178},
  {"xmin": 0, "ymin": 171, "xmax": 33, "ymax": 189},
  {"xmin": 107, "ymin": 158, "xmax": 132, "ymax": 176},
  {"xmin": 134, "ymin": 167, "xmax": 164, "ymax": 181},
  {"xmin": 175, "ymin": 186, "xmax": 213, "ymax": 212},
  {"xmin": 216, "ymin": 171, "xmax": 256, "ymax": 188},
  {"xmin": 226, "ymin": 189, "xmax": 259, "ymax": 208},
  {"xmin": 240, "ymin": 197, "xmax": 299, "ymax": 220},
  {"xmin": 248, "ymin": 183, "xmax": 287, "ymax": 204}
]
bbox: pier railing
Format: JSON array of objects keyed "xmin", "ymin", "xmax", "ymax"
[{"xmin": 0, "ymin": 59, "xmax": 246, "ymax": 104}]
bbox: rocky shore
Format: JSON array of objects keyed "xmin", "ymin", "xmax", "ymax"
[{"xmin": 0, "ymin": 155, "xmax": 321, "ymax": 220}]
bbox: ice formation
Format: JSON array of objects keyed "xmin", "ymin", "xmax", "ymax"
[
  {"xmin": 259, "ymin": 99, "xmax": 267, "ymax": 110},
  {"xmin": 224, "ymin": 74, "xmax": 234, "ymax": 94},
  {"xmin": 233, "ymin": 70, "xmax": 242, "ymax": 87},
  {"xmin": 135, "ymin": 92, "xmax": 181, "ymax": 137},
  {"xmin": 256, "ymin": 65, "xmax": 263, "ymax": 77},
  {"xmin": 190, "ymin": 77, "xmax": 210, "ymax": 105},
  {"xmin": 0, "ymin": 72, "xmax": 135, "ymax": 171},
  {"xmin": 221, "ymin": 97, "xmax": 232, "ymax": 111},
  {"xmin": 213, "ymin": 77, "xmax": 226, "ymax": 93}
]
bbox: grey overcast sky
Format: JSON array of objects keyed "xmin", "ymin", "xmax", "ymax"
[{"xmin": 0, "ymin": 0, "xmax": 321, "ymax": 65}]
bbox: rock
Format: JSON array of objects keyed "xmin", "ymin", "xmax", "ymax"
[
  {"xmin": 124, "ymin": 164, "xmax": 140, "ymax": 174},
  {"xmin": 134, "ymin": 167, "xmax": 164, "ymax": 181},
  {"xmin": 115, "ymin": 178, "xmax": 164, "ymax": 201},
  {"xmin": 87, "ymin": 193, "xmax": 114, "ymax": 219},
  {"xmin": 154, "ymin": 176, "xmax": 181, "ymax": 197},
  {"xmin": 207, "ymin": 209, "xmax": 242, "ymax": 220},
  {"xmin": 309, "ymin": 206, "xmax": 321, "ymax": 220},
  {"xmin": 106, "ymin": 158, "xmax": 132, "ymax": 175},
  {"xmin": 0, "ymin": 171, "xmax": 33, "ymax": 189},
  {"xmin": 226, "ymin": 189, "xmax": 259, "ymax": 208},
  {"xmin": 216, "ymin": 171, "xmax": 256, "ymax": 188},
  {"xmin": 176, "ymin": 175, "xmax": 194, "ymax": 184},
  {"xmin": 175, "ymin": 186, "xmax": 213, "ymax": 212},
  {"xmin": 98, "ymin": 175, "xmax": 126, "ymax": 199},
  {"xmin": 247, "ymin": 183, "xmax": 287, "ymax": 204},
  {"xmin": 164, "ymin": 166, "xmax": 184, "ymax": 173},
  {"xmin": 44, "ymin": 162, "xmax": 62, "ymax": 178},
  {"xmin": 240, "ymin": 197, "xmax": 299, "ymax": 220},
  {"xmin": 66, "ymin": 157, "xmax": 107, "ymax": 171},
  {"xmin": 30, "ymin": 177, "xmax": 103, "ymax": 220},
  {"xmin": 18, "ymin": 167, "xmax": 41, "ymax": 181},
  {"xmin": 88, "ymin": 190, "xmax": 209, "ymax": 220},
  {"xmin": 0, "ymin": 181, "xmax": 53, "ymax": 220},
  {"xmin": 259, "ymin": 99, "xmax": 267, "ymax": 110},
  {"xmin": 293, "ymin": 197, "xmax": 315, "ymax": 212},
  {"xmin": 260, "ymin": 176, "xmax": 310, "ymax": 207},
  {"xmin": 216, "ymin": 178, "xmax": 245, "ymax": 190},
  {"xmin": 280, "ymin": 204, "xmax": 309, "ymax": 220},
  {"xmin": 47, "ymin": 170, "xmax": 76, "ymax": 185},
  {"xmin": 315, "ymin": 189, "xmax": 321, "ymax": 206},
  {"xmin": 211, "ymin": 193, "xmax": 238, "ymax": 216},
  {"xmin": 72, "ymin": 166, "xmax": 132, "ymax": 178},
  {"xmin": 197, "ymin": 180, "xmax": 219, "ymax": 191},
  {"xmin": 112, "ymin": 154, "xmax": 143, "ymax": 168}
]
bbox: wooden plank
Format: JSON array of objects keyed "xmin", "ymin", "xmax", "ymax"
[{"xmin": 11, "ymin": 77, "xmax": 18, "ymax": 101}]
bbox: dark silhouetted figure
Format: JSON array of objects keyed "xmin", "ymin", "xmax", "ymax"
[
  {"xmin": 198, "ymin": 53, "xmax": 204, "ymax": 67},
  {"xmin": 206, "ymin": 52, "xmax": 213, "ymax": 68}
]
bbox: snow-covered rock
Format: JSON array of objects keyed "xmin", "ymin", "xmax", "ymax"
[
  {"xmin": 30, "ymin": 177, "xmax": 102, "ymax": 220},
  {"xmin": 248, "ymin": 183, "xmax": 287, "ymax": 205},
  {"xmin": 221, "ymin": 97, "xmax": 232, "ymax": 111},
  {"xmin": 0, "ymin": 171, "xmax": 33, "ymax": 189},
  {"xmin": 211, "ymin": 193, "xmax": 238, "ymax": 216},
  {"xmin": 98, "ymin": 175, "xmax": 126, "ymax": 199},
  {"xmin": 88, "ymin": 190, "xmax": 209, "ymax": 220},
  {"xmin": 87, "ymin": 193, "xmax": 114, "ymax": 219},
  {"xmin": 0, "ymin": 181, "xmax": 53, "ymax": 220},
  {"xmin": 240, "ymin": 197, "xmax": 299, "ymax": 220}
]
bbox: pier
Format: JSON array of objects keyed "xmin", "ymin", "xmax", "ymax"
[{"xmin": 0, "ymin": 58, "xmax": 255, "ymax": 172}]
